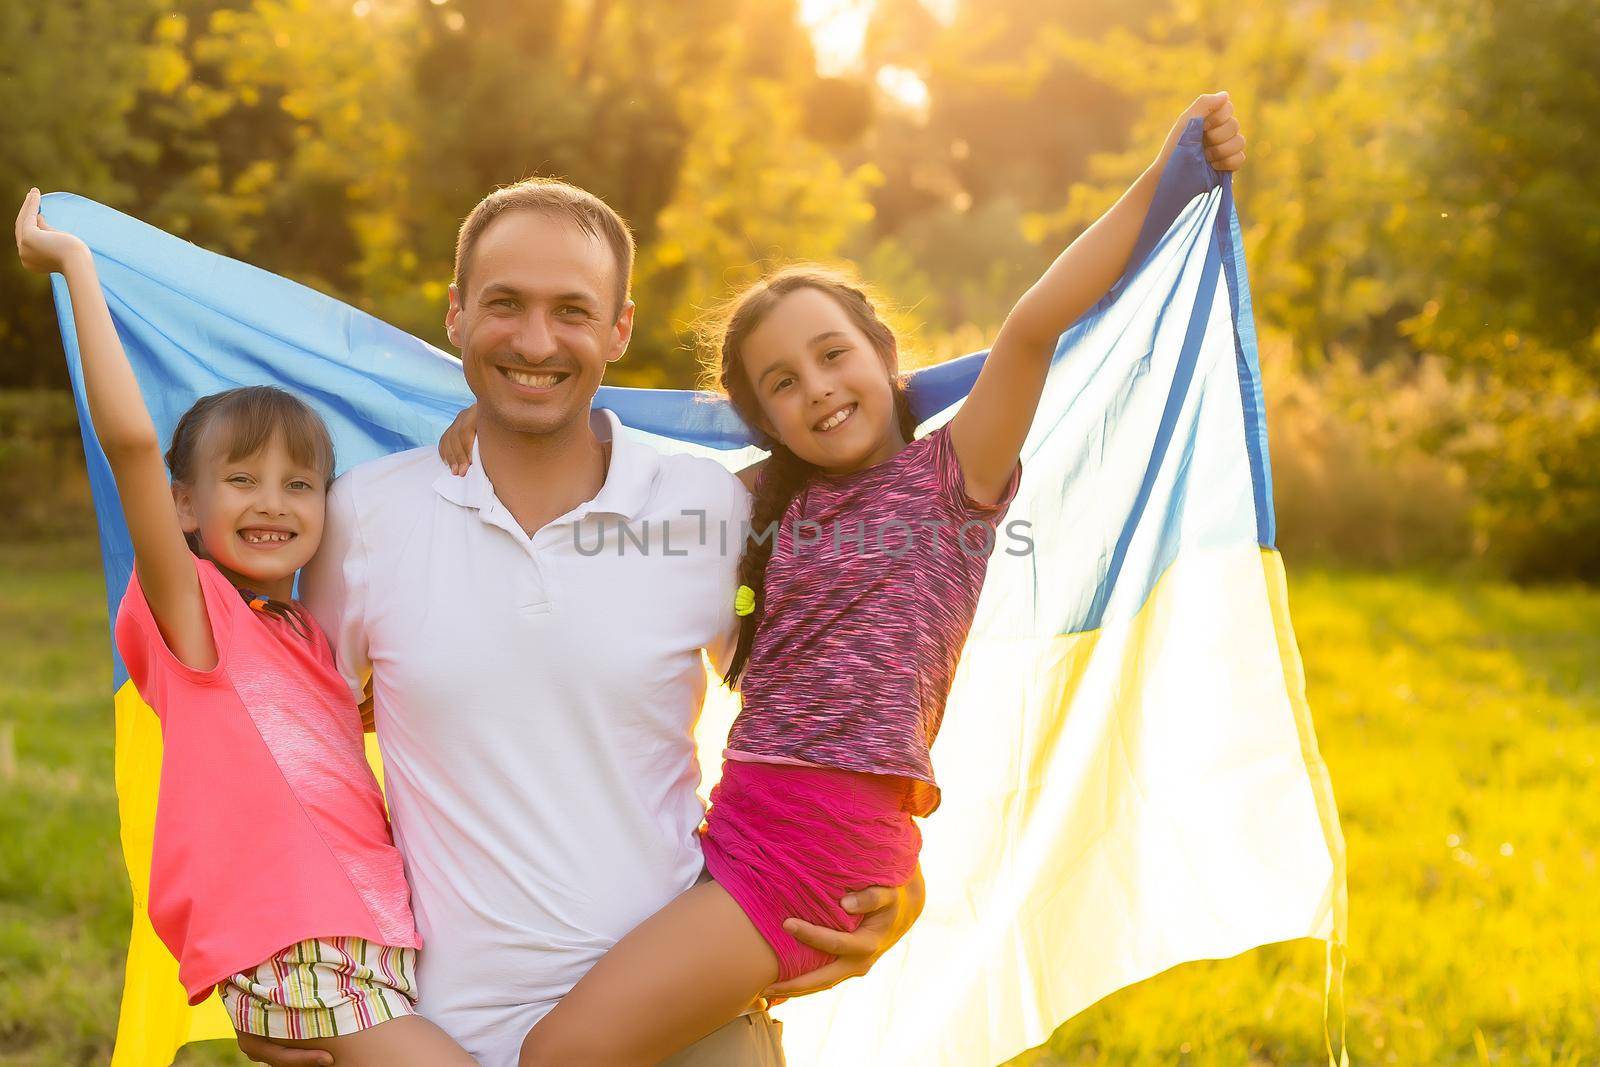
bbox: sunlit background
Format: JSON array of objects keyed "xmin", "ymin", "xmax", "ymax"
[{"xmin": 1, "ymin": 0, "xmax": 1597, "ymax": 1063}]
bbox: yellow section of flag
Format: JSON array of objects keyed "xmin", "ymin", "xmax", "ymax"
[{"xmin": 108, "ymin": 683, "xmax": 388, "ymax": 1066}]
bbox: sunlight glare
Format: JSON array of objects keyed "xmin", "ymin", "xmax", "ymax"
[
  {"xmin": 876, "ymin": 63, "xmax": 931, "ymax": 116},
  {"xmin": 799, "ymin": 0, "xmax": 872, "ymax": 75}
]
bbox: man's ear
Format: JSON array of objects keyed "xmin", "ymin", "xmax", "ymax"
[
  {"xmin": 445, "ymin": 284, "xmax": 463, "ymax": 350},
  {"xmin": 607, "ymin": 299, "xmax": 636, "ymax": 364}
]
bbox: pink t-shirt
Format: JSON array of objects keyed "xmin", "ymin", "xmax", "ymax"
[
  {"xmin": 115, "ymin": 556, "xmax": 419, "ymax": 1004},
  {"xmin": 727, "ymin": 425, "xmax": 1021, "ymax": 816}
]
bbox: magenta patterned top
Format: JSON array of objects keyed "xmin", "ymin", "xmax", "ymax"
[{"xmin": 726, "ymin": 424, "xmax": 1021, "ymax": 815}]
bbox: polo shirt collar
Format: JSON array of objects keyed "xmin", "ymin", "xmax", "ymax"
[
  {"xmin": 584, "ymin": 408, "xmax": 658, "ymax": 519},
  {"xmin": 431, "ymin": 407, "xmax": 658, "ymax": 522}
]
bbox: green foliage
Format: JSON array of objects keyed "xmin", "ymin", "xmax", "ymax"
[
  {"xmin": 1261, "ymin": 337, "xmax": 1600, "ymax": 582},
  {"xmin": 382, "ymin": 0, "xmax": 700, "ymax": 352},
  {"xmin": 0, "ymin": 0, "xmax": 165, "ymax": 388},
  {"xmin": 2, "ymin": 0, "xmax": 1596, "ymax": 576},
  {"xmin": 1042, "ymin": 0, "xmax": 1600, "ymax": 578},
  {"xmin": 1030, "ymin": 0, "xmax": 1425, "ymax": 362},
  {"xmin": 1398, "ymin": 0, "xmax": 1600, "ymax": 368},
  {"xmin": 1463, "ymin": 368, "xmax": 1600, "ymax": 581},
  {"xmin": 1264, "ymin": 344, "xmax": 1478, "ymax": 571},
  {"xmin": 619, "ymin": 1, "xmax": 884, "ymax": 385},
  {"xmin": 126, "ymin": 0, "xmax": 416, "ymax": 305},
  {"xmin": 0, "ymin": 390, "xmax": 93, "ymax": 538}
]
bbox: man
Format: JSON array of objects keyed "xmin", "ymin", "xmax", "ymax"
[{"xmin": 239, "ymin": 179, "xmax": 922, "ymax": 1067}]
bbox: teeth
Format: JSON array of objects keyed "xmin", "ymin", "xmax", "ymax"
[
  {"xmin": 241, "ymin": 531, "xmax": 293, "ymax": 544},
  {"xmin": 505, "ymin": 368, "xmax": 562, "ymax": 389},
  {"xmin": 816, "ymin": 404, "xmax": 855, "ymax": 432}
]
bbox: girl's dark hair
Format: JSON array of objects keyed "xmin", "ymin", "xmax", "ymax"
[
  {"xmin": 707, "ymin": 266, "xmax": 918, "ymax": 688},
  {"xmin": 165, "ymin": 385, "xmax": 336, "ymax": 636}
]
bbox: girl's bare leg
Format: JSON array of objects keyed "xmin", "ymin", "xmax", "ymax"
[
  {"xmin": 265, "ymin": 1015, "xmax": 478, "ymax": 1066},
  {"xmin": 519, "ymin": 880, "xmax": 781, "ymax": 1067}
]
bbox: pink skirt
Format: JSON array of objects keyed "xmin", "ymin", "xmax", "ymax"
[{"xmin": 699, "ymin": 759, "xmax": 922, "ymax": 982}]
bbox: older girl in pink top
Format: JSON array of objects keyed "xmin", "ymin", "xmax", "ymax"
[
  {"xmin": 437, "ymin": 94, "xmax": 1247, "ymax": 1065},
  {"xmin": 15, "ymin": 189, "xmax": 475, "ymax": 1066}
]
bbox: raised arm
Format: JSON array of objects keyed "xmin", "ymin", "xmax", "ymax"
[
  {"xmin": 949, "ymin": 93, "xmax": 1245, "ymax": 503},
  {"xmin": 15, "ymin": 189, "xmax": 215, "ymax": 668}
]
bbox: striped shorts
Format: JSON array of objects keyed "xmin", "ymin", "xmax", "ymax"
[{"xmin": 220, "ymin": 936, "xmax": 418, "ymax": 1039}]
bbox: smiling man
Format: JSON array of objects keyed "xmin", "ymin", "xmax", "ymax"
[{"xmin": 235, "ymin": 179, "xmax": 923, "ymax": 1067}]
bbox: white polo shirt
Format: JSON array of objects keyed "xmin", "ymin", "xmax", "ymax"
[{"xmin": 301, "ymin": 408, "xmax": 748, "ymax": 1065}]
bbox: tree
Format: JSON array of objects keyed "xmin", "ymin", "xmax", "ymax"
[
  {"xmin": 0, "ymin": 0, "xmax": 164, "ymax": 387},
  {"xmin": 1397, "ymin": 0, "xmax": 1600, "ymax": 374},
  {"xmin": 1048, "ymin": 0, "xmax": 1600, "ymax": 577},
  {"xmin": 629, "ymin": 0, "xmax": 884, "ymax": 386}
]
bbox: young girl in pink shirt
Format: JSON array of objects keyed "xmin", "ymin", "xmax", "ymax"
[
  {"xmin": 438, "ymin": 94, "xmax": 1246, "ymax": 1065},
  {"xmin": 15, "ymin": 189, "xmax": 476, "ymax": 1067}
]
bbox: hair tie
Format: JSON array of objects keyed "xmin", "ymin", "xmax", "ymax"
[{"xmin": 734, "ymin": 585, "xmax": 756, "ymax": 617}]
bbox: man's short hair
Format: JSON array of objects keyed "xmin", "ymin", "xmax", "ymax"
[{"xmin": 454, "ymin": 178, "xmax": 635, "ymax": 319}]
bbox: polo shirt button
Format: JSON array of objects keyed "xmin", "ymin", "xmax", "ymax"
[{"xmin": 516, "ymin": 569, "xmax": 550, "ymax": 614}]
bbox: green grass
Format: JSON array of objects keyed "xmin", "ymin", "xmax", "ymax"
[
  {"xmin": 1, "ymin": 541, "xmax": 1596, "ymax": 1065},
  {"xmin": 1017, "ymin": 568, "xmax": 1600, "ymax": 1066}
]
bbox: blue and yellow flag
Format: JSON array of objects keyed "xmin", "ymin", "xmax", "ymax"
[{"xmin": 47, "ymin": 120, "xmax": 1344, "ymax": 1067}]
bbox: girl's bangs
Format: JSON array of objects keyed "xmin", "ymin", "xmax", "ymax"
[{"xmin": 210, "ymin": 391, "xmax": 335, "ymax": 482}]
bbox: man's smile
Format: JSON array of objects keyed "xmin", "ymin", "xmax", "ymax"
[{"xmin": 499, "ymin": 366, "xmax": 572, "ymax": 394}]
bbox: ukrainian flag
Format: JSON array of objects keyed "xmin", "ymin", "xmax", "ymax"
[{"xmin": 47, "ymin": 119, "xmax": 1343, "ymax": 1067}]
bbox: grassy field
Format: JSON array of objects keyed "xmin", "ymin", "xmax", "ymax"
[{"xmin": 1, "ymin": 537, "xmax": 1597, "ymax": 1065}]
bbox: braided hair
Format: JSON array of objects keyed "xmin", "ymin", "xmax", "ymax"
[{"xmin": 711, "ymin": 267, "xmax": 918, "ymax": 688}]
